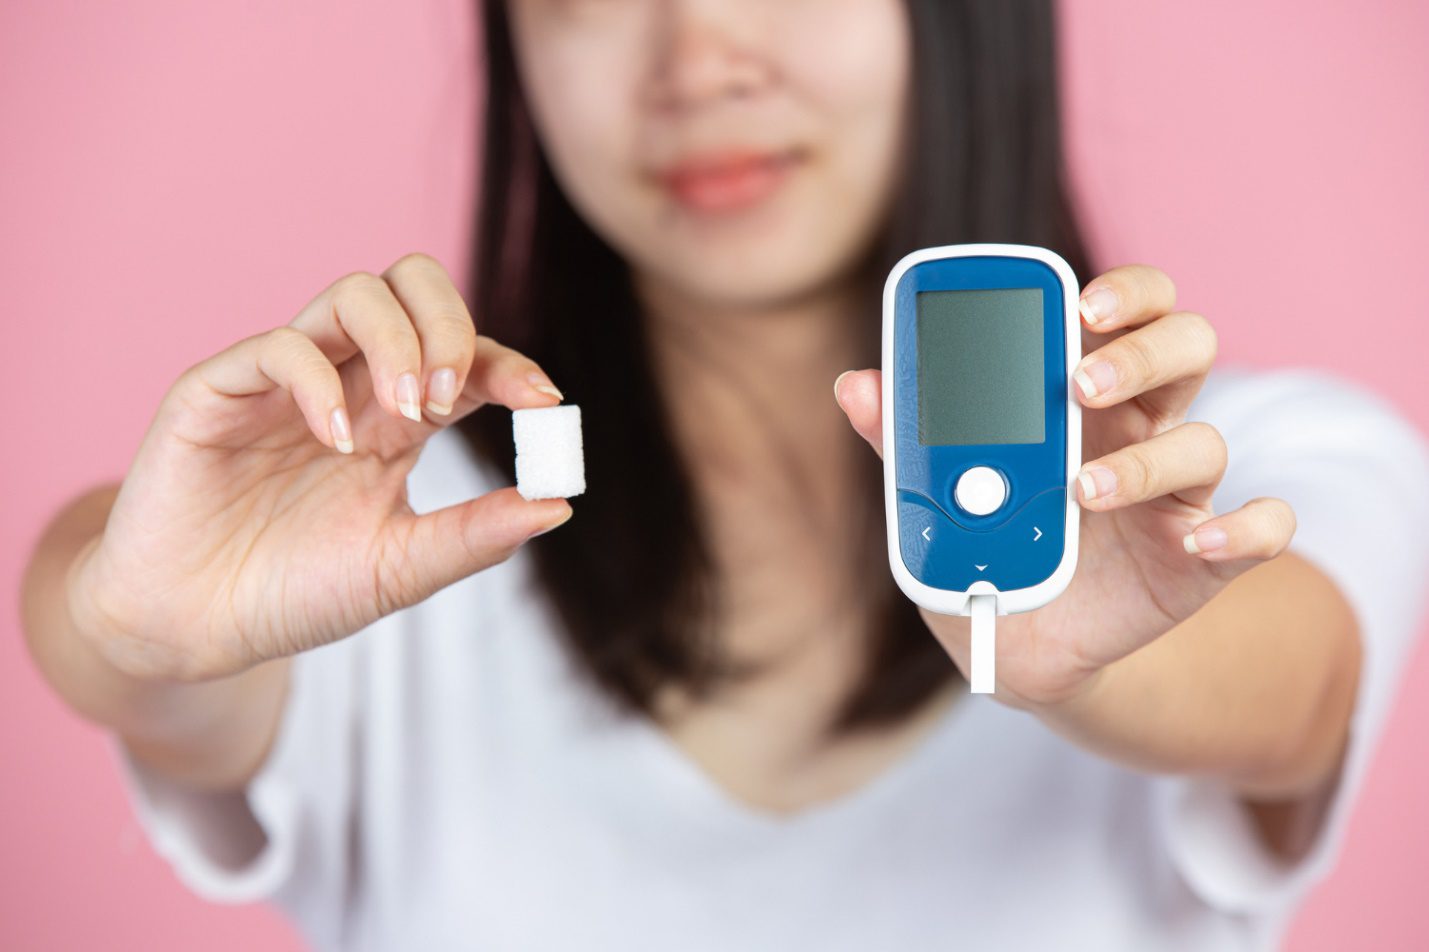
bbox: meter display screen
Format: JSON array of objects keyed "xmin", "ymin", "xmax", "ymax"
[{"xmin": 915, "ymin": 288, "xmax": 1045, "ymax": 446}]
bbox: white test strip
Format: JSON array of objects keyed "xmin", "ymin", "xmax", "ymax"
[{"xmin": 969, "ymin": 593, "xmax": 996, "ymax": 694}]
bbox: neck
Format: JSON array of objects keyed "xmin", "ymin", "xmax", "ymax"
[
  {"xmin": 635, "ymin": 270, "xmax": 877, "ymax": 715},
  {"xmin": 635, "ymin": 272, "xmax": 871, "ymax": 492}
]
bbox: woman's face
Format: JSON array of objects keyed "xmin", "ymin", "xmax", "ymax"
[{"xmin": 506, "ymin": 0, "xmax": 911, "ymax": 310}]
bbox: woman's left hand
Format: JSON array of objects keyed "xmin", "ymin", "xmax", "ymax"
[{"xmin": 836, "ymin": 264, "xmax": 1297, "ymax": 710}]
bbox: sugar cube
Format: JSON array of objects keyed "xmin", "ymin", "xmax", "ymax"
[{"xmin": 512, "ymin": 404, "xmax": 586, "ymax": 500}]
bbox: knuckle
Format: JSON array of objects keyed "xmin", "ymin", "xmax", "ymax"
[
  {"xmin": 1159, "ymin": 270, "xmax": 1178, "ymax": 309},
  {"xmin": 1113, "ymin": 333, "xmax": 1158, "ymax": 384},
  {"xmin": 1184, "ymin": 420, "xmax": 1228, "ymax": 472},
  {"xmin": 1173, "ymin": 311, "xmax": 1218, "ymax": 367},
  {"xmin": 264, "ymin": 326, "xmax": 327, "ymax": 373},
  {"xmin": 333, "ymin": 271, "xmax": 391, "ymax": 310},
  {"xmin": 457, "ymin": 501, "xmax": 512, "ymax": 568},
  {"xmin": 335, "ymin": 269, "xmax": 382, "ymax": 292},
  {"xmin": 454, "ymin": 315, "xmax": 478, "ymax": 347},
  {"xmin": 264, "ymin": 325, "xmax": 309, "ymax": 353},
  {"xmin": 1184, "ymin": 310, "xmax": 1217, "ymax": 350},
  {"xmin": 1134, "ymin": 264, "xmax": 1175, "ymax": 308},
  {"xmin": 1118, "ymin": 446, "xmax": 1157, "ymax": 495},
  {"xmin": 260, "ymin": 328, "xmax": 315, "ymax": 373},
  {"xmin": 425, "ymin": 309, "xmax": 477, "ymax": 345},
  {"xmin": 265, "ymin": 329, "xmax": 343, "ymax": 398},
  {"xmin": 389, "ymin": 251, "xmax": 448, "ymax": 279},
  {"xmin": 1126, "ymin": 267, "xmax": 1155, "ymax": 305},
  {"xmin": 311, "ymin": 352, "xmax": 343, "ymax": 389},
  {"xmin": 1248, "ymin": 497, "xmax": 1296, "ymax": 557},
  {"xmin": 1091, "ymin": 270, "xmax": 1132, "ymax": 309},
  {"xmin": 1264, "ymin": 496, "xmax": 1298, "ymax": 537},
  {"xmin": 168, "ymin": 364, "xmax": 217, "ymax": 415},
  {"xmin": 172, "ymin": 362, "xmax": 201, "ymax": 392},
  {"xmin": 434, "ymin": 333, "xmax": 478, "ymax": 370}
]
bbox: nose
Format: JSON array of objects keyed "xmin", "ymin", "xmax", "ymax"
[{"xmin": 642, "ymin": 0, "xmax": 774, "ymax": 114}]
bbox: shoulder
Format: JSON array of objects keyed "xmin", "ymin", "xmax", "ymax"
[
  {"xmin": 1188, "ymin": 364, "xmax": 1429, "ymax": 493},
  {"xmin": 1190, "ymin": 365, "xmax": 1428, "ymax": 451},
  {"xmin": 1190, "ymin": 363, "xmax": 1429, "ymax": 664},
  {"xmin": 1187, "ymin": 360, "xmax": 1429, "ymax": 517},
  {"xmin": 1188, "ymin": 363, "xmax": 1429, "ymax": 654}
]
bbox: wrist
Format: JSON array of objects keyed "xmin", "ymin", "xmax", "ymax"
[
  {"xmin": 1013, "ymin": 658, "xmax": 1117, "ymax": 722},
  {"xmin": 64, "ymin": 533, "xmax": 118, "ymax": 657},
  {"xmin": 63, "ymin": 534, "xmax": 189, "ymax": 685}
]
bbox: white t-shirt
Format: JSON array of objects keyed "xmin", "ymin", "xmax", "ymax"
[{"xmin": 120, "ymin": 365, "xmax": 1429, "ymax": 952}]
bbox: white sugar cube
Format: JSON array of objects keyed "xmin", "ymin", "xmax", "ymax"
[{"xmin": 512, "ymin": 404, "xmax": 586, "ymax": 500}]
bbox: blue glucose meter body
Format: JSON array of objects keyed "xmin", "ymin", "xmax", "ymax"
[{"xmin": 882, "ymin": 244, "xmax": 1081, "ymax": 619}]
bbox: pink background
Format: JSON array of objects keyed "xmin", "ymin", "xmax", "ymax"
[{"xmin": 2, "ymin": 1, "xmax": 1426, "ymax": 949}]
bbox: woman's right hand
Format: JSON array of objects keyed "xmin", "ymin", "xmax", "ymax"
[{"xmin": 68, "ymin": 253, "xmax": 573, "ymax": 683}]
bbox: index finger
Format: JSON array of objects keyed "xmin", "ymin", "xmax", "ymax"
[
  {"xmin": 445, "ymin": 335, "xmax": 565, "ymax": 423},
  {"xmin": 1078, "ymin": 264, "xmax": 1177, "ymax": 332}
]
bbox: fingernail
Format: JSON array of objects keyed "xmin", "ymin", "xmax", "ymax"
[
  {"xmin": 1077, "ymin": 465, "xmax": 1117, "ymax": 502},
  {"xmin": 528, "ymin": 373, "xmax": 563, "ymax": 401},
  {"xmin": 330, "ymin": 406, "xmax": 354, "ymax": 454},
  {"xmin": 1072, "ymin": 359, "xmax": 1117, "ymax": 399},
  {"xmin": 396, "ymin": 372, "xmax": 422, "ymax": 421},
  {"xmin": 833, "ymin": 370, "xmax": 854, "ymax": 401},
  {"xmin": 528, "ymin": 507, "xmax": 573, "ymax": 538},
  {"xmin": 1079, "ymin": 287, "xmax": 1118, "ymax": 325},
  {"xmin": 425, "ymin": 368, "xmax": 457, "ymax": 416},
  {"xmin": 1183, "ymin": 526, "xmax": 1228, "ymax": 554}
]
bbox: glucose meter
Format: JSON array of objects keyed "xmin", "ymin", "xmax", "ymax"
[{"xmin": 881, "ymin": 244, "xmax": 1081, "ymax": 693}]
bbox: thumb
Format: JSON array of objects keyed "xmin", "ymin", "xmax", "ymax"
[
  {"xmin": 394, "ymin": 487, "xmax": 573, "ymax": 598},
  {"xmin": 834, "ymin": 369, "xmax": 883, "ymax": 459}
]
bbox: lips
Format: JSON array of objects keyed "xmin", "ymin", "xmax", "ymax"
[{"xmin": 655, "ymin": 148, "xmax": 803, "ymax": 214}]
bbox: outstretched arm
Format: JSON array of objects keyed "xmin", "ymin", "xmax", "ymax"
[
  {"xmin": 1024, "ymin": 551, "xmax": 1360, "ymax": 862},
  {"xmin": 22, "ymin": 483, "xmax": 292, "ymax": 790}
]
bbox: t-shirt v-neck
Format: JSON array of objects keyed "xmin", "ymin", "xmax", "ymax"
[{"xmin": 591, "ymin": 682, "xmax": 981, "ymax": 839}]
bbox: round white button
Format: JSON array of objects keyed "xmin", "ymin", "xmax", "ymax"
[{"xmin": 954, "ymin": 466, "xmax": 1007, "ymax": 516}]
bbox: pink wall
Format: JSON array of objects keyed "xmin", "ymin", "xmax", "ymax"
[{"xmin": 1, "ymin": 2, "xmax": 1425, "ymax": 949}]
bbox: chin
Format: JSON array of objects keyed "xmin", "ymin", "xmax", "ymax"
[
  {"xmin": 637, "ymin": 215, "xmax": 869, "ymax": 312},
  {"xmin": 655, "ymin": 251, "xmax": 852, "ymax": 312}
]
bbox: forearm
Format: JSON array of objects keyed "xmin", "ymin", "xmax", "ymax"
[
  {"xmin": 1025, "ymin": 553, "xmax": 1361, "ymax": 800},
  {"xmin": 21, "ymin": 485, "xmax": 289, "ymax": 790}
]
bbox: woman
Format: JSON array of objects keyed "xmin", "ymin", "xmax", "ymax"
[{"xmin": 20, "ymin": 0, "xmax": 1429, "ymax": 949}]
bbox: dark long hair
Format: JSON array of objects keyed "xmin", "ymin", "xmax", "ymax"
[{"xmin": 462, "ymin": 0, "xmax": 1093, "ymax": 735}]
